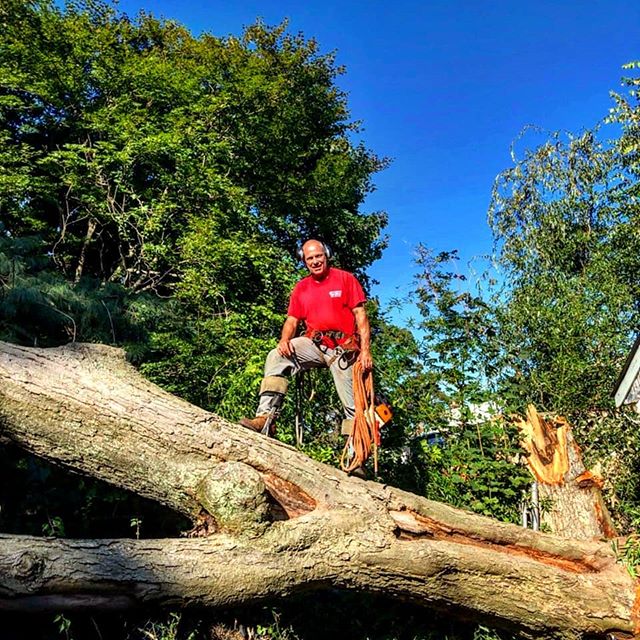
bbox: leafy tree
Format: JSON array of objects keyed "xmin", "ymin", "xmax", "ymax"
[
  {"xmin": 0, "ymin": 0, "xmax": 388, "ymax": 429},
  {"xmin": 383, "ymin": 248, "xmax": 530, "ymax": 523},
  {"xmin": 486, "ymin": 64, "xmax": 640, "ymax": 527},
  {"xmin": 611, "ymin": 61, "xmax": 640, "ymax": 179},
  {"xmin": 0, "ymin": 1, "xmax": 386, "ymax": 292},
  {"xmin": 489, "ymin": 127, "xmax": 640, "ymax": 413}
]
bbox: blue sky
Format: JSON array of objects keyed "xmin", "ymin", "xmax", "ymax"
[{"xmin": 113, "ymin": 0, "xmax": 639, "ymax": 305}]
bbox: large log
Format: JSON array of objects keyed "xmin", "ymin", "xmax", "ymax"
[{"xmin": 0, "ymin": 341, "xmax": 638, "ymax": 639}]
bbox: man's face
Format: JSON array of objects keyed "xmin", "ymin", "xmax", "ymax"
[{"xmin": 303, "ymin": 242, "xmax": 329, "ymax": 279}]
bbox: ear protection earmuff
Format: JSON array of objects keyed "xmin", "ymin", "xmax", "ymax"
[{"xmin": 297, "ymin": 241, "xmax": 333, "ymax": 261}]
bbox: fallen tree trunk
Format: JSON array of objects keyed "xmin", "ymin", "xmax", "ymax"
[{"xmin": 0, "ymin": 341, "xmax": 638, "ymax": 639}]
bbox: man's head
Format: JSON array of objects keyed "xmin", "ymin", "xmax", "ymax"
[{"xmin": 301, "ymin": 239, "xmax": 331, "ymax": 280}]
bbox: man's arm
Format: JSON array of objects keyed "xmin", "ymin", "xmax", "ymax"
[
  {"xmin": 352, "ymin": 305, "xmax": 372, "ymax": 371},
  {"xmin": 277, "ymin": 315, "xmax": 299, "ymax": 358}
]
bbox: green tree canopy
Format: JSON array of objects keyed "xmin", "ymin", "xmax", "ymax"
[
  {"xmin": 0, "ymin": 0, "xmax": 387, "ymax": 293},
  {"xmin": 0, "ymin": 0, "xmax": 389, "ymax": 426},
  {"xmin": 488, "ymin": 126, "xmax": 640, "ymax": 415}
]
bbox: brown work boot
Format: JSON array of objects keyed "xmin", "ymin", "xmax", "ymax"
[
  {"xmin": 349, "ymin": 465, "xmax": 368, "ymax": 479},
  {"xmin": 239, "ymin": 415, "xmax": 275, "ymax": 435}
]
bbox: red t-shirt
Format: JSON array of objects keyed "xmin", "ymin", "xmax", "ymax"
[{"xmin": 287, "ymin": 267, "xmax": 366, "ymax": 337}]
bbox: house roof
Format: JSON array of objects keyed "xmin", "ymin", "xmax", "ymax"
[{"xmin": 613, "ymin": 333, "xmax": 640, "ymax": 408}]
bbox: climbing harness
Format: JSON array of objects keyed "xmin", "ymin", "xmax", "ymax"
[
  {"xmin": 306, "ymin": 328, "xmax": 348, "ymax": 348},
  {"xmin": 306, "ymin": 328, "xmax": 360, "ymax": 366}
]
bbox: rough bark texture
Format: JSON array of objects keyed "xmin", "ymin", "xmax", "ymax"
[
  {"xmin": 0, "ymin": 342, "xmax": 638, "ymax": 639},
  {"xmin": 519, "ymin": 405, "xmax": 616, "ymax": 540}
]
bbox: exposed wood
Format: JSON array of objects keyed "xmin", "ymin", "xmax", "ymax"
[
  {"xmin": 0, "ymin": 342, "xmax": 638, "ymax": 638},
  {"xmin": 519, "ymin": 405, "xmax": 616, "ymax": 540}
]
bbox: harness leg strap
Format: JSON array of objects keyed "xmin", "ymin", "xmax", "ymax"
[
  {"xmin": 258, "ymin": 376, "xmax": 289, "ymax": 435},
  {"xmin": 260, "ymin": 376, "xmax": 289, "ymax": 395},
  {"xmin": 341, "ymin": 418, "xmax": 354, "ymax": 435}
]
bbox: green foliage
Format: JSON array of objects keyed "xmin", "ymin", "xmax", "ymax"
[
  {"xmin": 611, "ymin": 61, "xmax": 640, "ymax": 178},
  {"xmin": 563, "ymin": 410, "xmax": 640, "ymax": 533},
  {"xmin": 0, "ymin": 0, "xmax": 386, "ymax": 295},
  {"xmin": 42, "ymin": 514, "xmax": 66, "ymax": 537},
  {"xmin": 54, "ymin": 613, "xmax": 73, "ymax": 640},
  {"xmin": 382, "ymin": 249, "xmax": 530, "ymax": 522},
  {"xmin": 138, "ymin": 613, "xmax": 197, "ymax": 640},
  {"xmin": 130, "ymin": 517, "xmax": 142, "ymax": 539},
  {"xmin": 612, "ymin": 505, "xmax": 640, "ymax": 578},
  {"xmin": 489, "ymin": 126, "xmax": 640, "ymax": 415},
  {"xmin": 0, "ymin": 236, "xmax": 170, "ymax": 347},
  {"xmin": 9, "ymin": 600, "xmax": 515, "ymax": 640},
  {"xmin": 412, "ymin": 250, "xmax": 529, "ymax": 523},
  {"xmin": 419, "ymin": 420, "xmax": 530, "ymax": 523},
  {"xmin": 487, "ymin": 94, "xmax": 640, "ymax": 527},
  {"xmin": 613, "ymin": 532, "xmax": 640, "ymax": 578},
  {"xmin": 411, "ymin": 247, "xmax": 500, "ymax": 406},
  {"xmin": 255, "ymin": 612, "xmax": 300, "ymax": 640}
]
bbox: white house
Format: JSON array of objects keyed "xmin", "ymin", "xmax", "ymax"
[{"xmin": 613, "ymin": 334, "xmax": 640, "ymax": 411}]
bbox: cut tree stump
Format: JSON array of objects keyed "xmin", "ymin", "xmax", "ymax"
[{"xmin": 518, "ymin": 404, "xmax": 616, "ymax": 540}]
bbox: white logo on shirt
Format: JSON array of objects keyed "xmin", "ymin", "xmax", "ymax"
[{"xmin": 329, "ymin": 290, "xmax": 342, "ymax": 298}]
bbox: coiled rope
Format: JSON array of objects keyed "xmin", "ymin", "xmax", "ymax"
[{"xmin": 340, "ymin": 360, "xmax": 380, "ymax": 474}]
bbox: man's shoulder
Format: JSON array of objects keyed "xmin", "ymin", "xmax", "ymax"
[
  {"xmin": 329, "ymin": 267, "xmax": 357, "ymax": 281},
  {"xmin": 330, "ymin": 268, "xmax": 366, "ymax": 303},
  {"xmin": 332, "ymin": 268, "xmax": 364, "ymax": 291},
  {"xmin": 291, "ymin": 274, "xmax": 314, "ymax": 297},
  {"xmin": 294, "ymin": 274, "xmax": 314, "ymax": 287}
]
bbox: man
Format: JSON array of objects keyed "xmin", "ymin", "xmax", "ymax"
[{"xmin": 240, "ymin": 239, "xmax": 372, "ymax": 436}]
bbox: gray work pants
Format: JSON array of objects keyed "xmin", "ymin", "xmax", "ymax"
[{"xmin": 257, "ymin": 337, "xmax": 356, "ymax": 419}]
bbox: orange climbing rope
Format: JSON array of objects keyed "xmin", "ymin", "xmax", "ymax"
[{"xmin": 340, "ymin": 360, "xmax": 381, "ymax": 474}]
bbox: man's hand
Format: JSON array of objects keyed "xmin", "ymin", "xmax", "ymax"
[
  {"xmin": 277, "ymin": 316, "xmax": 299, "ymax": 358},
  {"xmin": 358, "ymin": 347, "xmax": 373, "ymax": 372},
  {"xmin": 277, "ymin": 338, "xmax": 293, "ymax": 358}
]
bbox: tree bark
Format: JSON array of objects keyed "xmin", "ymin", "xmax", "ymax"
[
  {"xmin": 519, "ymin": 405, "xmax": 617, "ymax": 539},
  {"xmin": 0, "ymin": 341, "xmax": 638, "ymax": 639}
]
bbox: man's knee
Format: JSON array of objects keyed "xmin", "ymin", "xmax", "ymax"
[{"xmin": 264, "ymin": 348, "xmax": 291, "ymax": 374}]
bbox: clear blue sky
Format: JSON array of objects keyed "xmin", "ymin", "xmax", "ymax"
[{"xmin": 113, "ymin": 0, "xmax": 639, "ymax": 305}]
